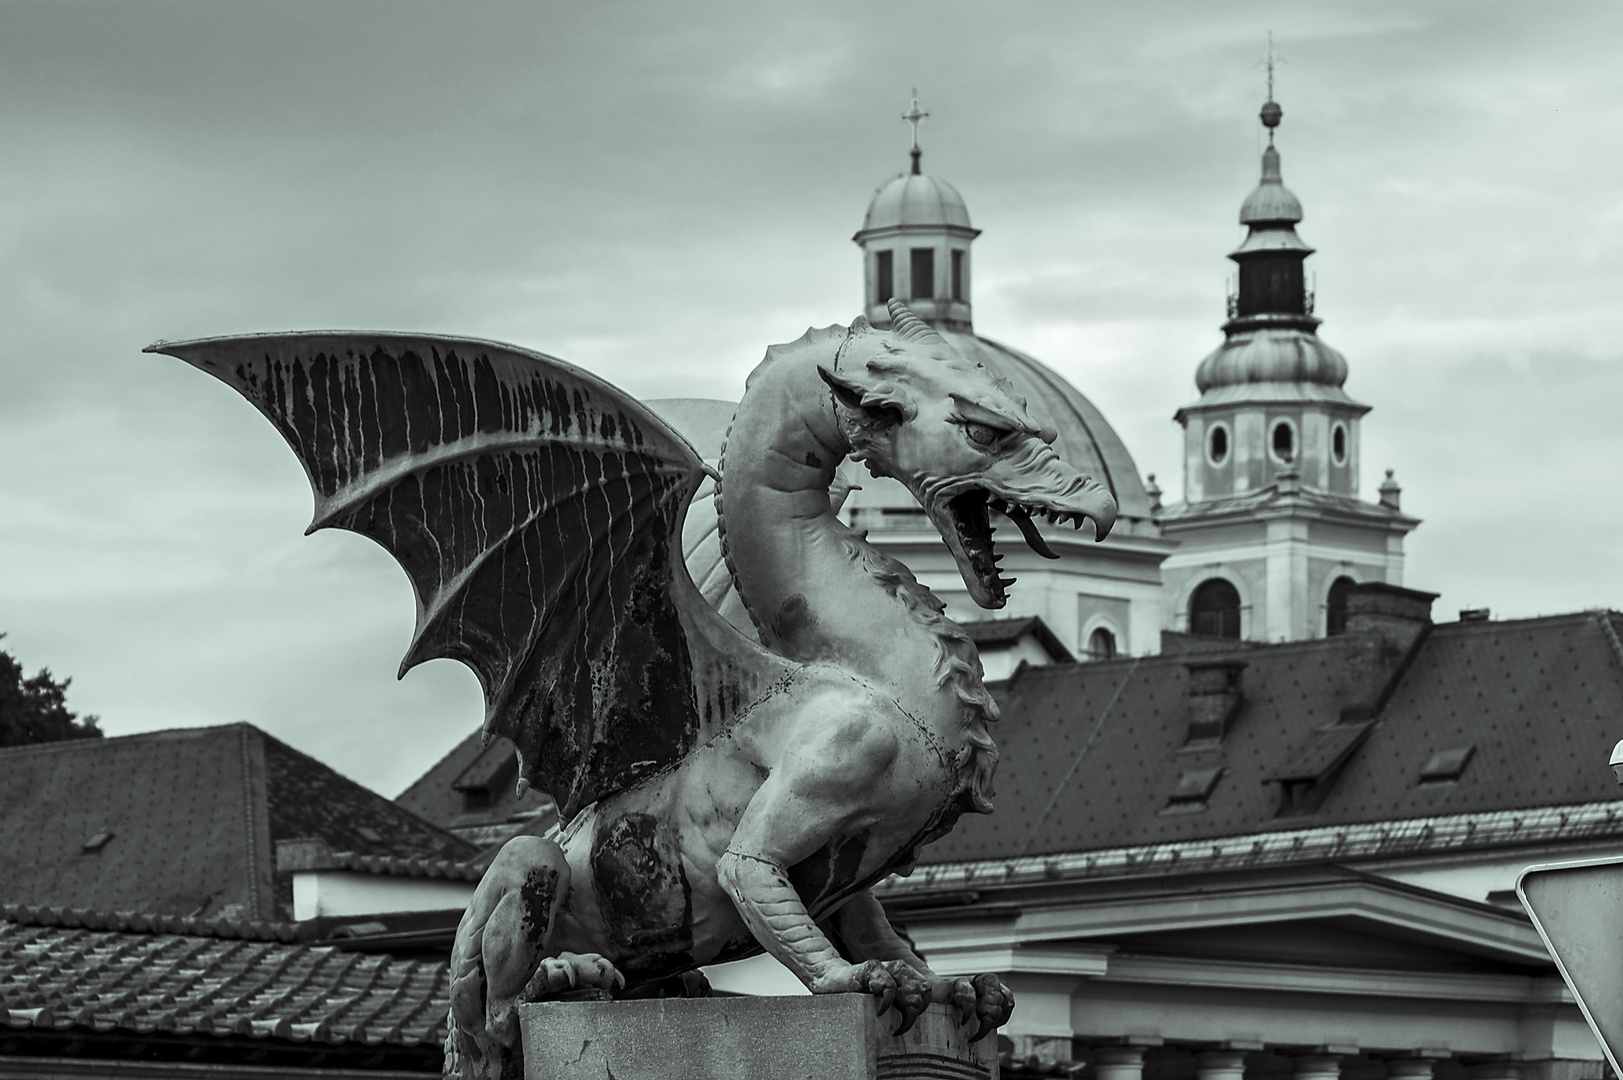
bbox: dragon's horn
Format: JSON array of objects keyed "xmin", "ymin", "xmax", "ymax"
[{"xmin": 886, "ymin": 299, "xmax": 948, "ymax": 347}]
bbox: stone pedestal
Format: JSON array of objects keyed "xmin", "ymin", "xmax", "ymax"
[{"xmin": 519, "ymin": 994, "xmax": 999, "ymax": 1079}]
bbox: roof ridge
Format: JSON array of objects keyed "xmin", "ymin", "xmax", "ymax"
[
  {"xmin": 890, "ymin": 796, "xmax": 1623, "ymax": 897},
  {"xmin": 0, "ymin": 722, "xmax": 258, "ymax": 760},
  {"xmin": 1, "ymin": 902, "xmax": 316, "ymax": 944}
]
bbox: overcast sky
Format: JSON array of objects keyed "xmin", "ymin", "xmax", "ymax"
[{"xmin": 3, "ymin": 1, "xmax": 1621, "ymax": 797}]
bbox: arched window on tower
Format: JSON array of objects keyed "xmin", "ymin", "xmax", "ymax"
[
  {"xmin": 876, "ymin": 251, "xmax": 894, "ymax": 304},
  {"xmin": 1087, "ymin": 627, "xmax": 1117, "ymax": 661},
  {"xmin": 1325, "ymin": 575, "xmax": 1356, "ymax": 637},
  {"xmin": 1190, "ymin": 578, "xmax": 1242, "ymax": 639},
  {"xmin": 910, "ymin": 248, "xmax": 935, "ymax": 299}
]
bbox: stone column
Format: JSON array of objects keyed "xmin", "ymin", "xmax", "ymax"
[
  {"xmin": 1096, "ymin": 1047, "xmax": 1147, "ymax": 1080},
  {"xmin": 1294, "ymin": 1055, "xmax": 1343, "ymax": 1080},
  {"xmin": 1198, "ymin": 1050, "xmax": 1250, "ymax": 1080}
]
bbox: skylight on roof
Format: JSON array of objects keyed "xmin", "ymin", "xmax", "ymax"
[
  {"xmin": 1163, "ymin": 767, "xmax": 1224, "ymax": 814},
  {"xmin": 81, "ymin": 830, "xmax": 114, "ymax": 853},
  {"xmin": 1419, "ymin": 746, "xmax": 1475, "ymax": 784}
]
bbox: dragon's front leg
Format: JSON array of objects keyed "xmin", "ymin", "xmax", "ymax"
[
  {"xmin": 715, "ymin": 711, "xmax": 988, "ymax": 1035},
  {"xmin": 719, "ymin": 848, "xmax": 934, "ymax": 1028},
  {"xmin": 446, "ymin": 836, "xmax": 623, "ymax": 1080}
]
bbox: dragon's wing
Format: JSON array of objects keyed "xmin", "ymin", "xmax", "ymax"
[{"xmin": 150, "ymin": 332, "xmax": 789, "ymax": 818}]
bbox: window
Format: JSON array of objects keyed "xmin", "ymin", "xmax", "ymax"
[
  {"xmin": 1087, "ymin": 627, "xmax": 1117, "ymax": 660},
  {"xmin": 1207, "ymin": 423, "xmax": 1230, "ymax": 466},
  {"xmin": 876, "ymin": 251, "xmax": 894, "ymax": 304},
  {"xmin": 1332, "ymin": 422, "xmax": 1348, "ymax": 465},
  {"xmin": 951, "ymin": 250, "xmax": 965, "ymax": 301},
  {"xmin": 1271, "ymin": 420, "xmax": 1295, "ymax": 463},
  {"xmin": 910, "ymin": 248, "xmax": 935, "ymax": 299},
  {"xmin": 1190, "ymin": 578, "xmax": 1241, "ymax": 639},
  {"xmin": 1325, "ymin": 575, "xmax": 1356, "ymax": 636}
]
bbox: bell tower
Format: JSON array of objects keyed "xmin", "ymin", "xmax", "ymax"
[{"xmin": 1158, "ymin": 76, "xmax": 1419, "ymax": 644}]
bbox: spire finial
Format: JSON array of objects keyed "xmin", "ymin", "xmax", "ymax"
[
  {"xmin": 1258, "ymin": 33, "xmax": 1285, "ymax": 146},
  {"xmin": 902, "ymin": 89, "xmax": 929, "ymax": 175}
]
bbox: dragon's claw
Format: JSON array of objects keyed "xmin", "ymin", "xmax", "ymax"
[
  {"xmin": 967, "ymin": 972, "xmax": 1014, "ymax": 1042},
  {"xmin": 521, "ymin": 952, "xmax": 624, "ymax": 1000},
  {"xmin": 846, "ymin": 960, "xmax": 929, "ymax": 1034}
]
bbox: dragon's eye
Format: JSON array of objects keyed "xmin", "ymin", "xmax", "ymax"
[{"xmin": 962, "ymin": 421, "xmax": 1005, "ymax": 448}]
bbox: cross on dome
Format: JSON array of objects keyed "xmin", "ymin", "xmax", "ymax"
[{"xmin": 903, "ymin": 90, "xmax": 930, "ymax": 174}]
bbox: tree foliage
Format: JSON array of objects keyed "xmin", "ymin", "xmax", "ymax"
[{"xmin": 0, "ymin": 636, "xmax": 102, "ymax": 748}]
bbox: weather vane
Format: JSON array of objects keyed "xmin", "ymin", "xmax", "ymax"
[{"xmin": 903, "ymin": 89, "xmax": 929, "ymax": 174}]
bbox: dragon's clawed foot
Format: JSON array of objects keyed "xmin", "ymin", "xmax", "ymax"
[
  {"xmin": 957, "ymin": 972, "xmax": 1013, "ymax": 1042},
  {"xmin": 817, "ymin": 959, "xmax": 931, "ymax": 1035},
  {"xmin": 521, "ymin": 951, "xmax": 625, "ymax": 1000},
  {"xmin": 927, "ymin": 972, "xmax": 1016, "ymax": 1041}
]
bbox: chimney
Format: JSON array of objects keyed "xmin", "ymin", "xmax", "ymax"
[
  {"xmin": 1184, "ymin": 659, "xmax": 1246, "ymax": 745},
  {"xmin": 1341, "ymin": 582, "xmax": 1437, "ymax": 720}
]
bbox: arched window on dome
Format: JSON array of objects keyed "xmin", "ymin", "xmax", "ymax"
[
  {"xmin": 1325, "ymin": 575, "xmax": 1357, "ymax": 637},
  {"xmin": 1087, "ymin": 627, "xmax": 1117, "ymax": 661},
  {"xmin": 876, "ymin": 251, "xmax": 894, "ymax": 305},
  {"xmin": 1190, "ymin": 578, "xmax": 1242, "ymax": 639}
]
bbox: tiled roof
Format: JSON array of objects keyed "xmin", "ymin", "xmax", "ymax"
[
  {"xmin": 395, "ymin": 729, "xmax": 557, "ymax": 845},
  {"xmin": 924, "ymin": 611, "xmax": 1623, "ymax": 865},
  {"xmin": 0, "ymin": 724, "xmax": 478, "ymax": 922},
  {"xmin": 0, "ymin": 920, "xmax": 448, "ymax": 1052},
  {"xmin": 958, "ymin": 617, "xmax": 1072, "ymax": 662}
]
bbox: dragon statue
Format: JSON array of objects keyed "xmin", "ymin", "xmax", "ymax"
[{"xmin": 149, "ymin": 299, "xmax": 1117, "ymax": 1079}]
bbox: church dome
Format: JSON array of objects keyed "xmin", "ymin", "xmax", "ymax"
[
  {"xmin": 1195, "ymin": 325, "xmax": 1348, "ymax": 391},
  {"xmin": 940, "ymin": 329, "xmax": 1153, "ymax": 520},
  {"xmin": 860, "ymin": 173, "xmax": 974, "ymax": 233}
]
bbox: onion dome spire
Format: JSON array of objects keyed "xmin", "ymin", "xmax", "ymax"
[{"xmin": 1194, "ymin": 60, "xmax": 1350, "ymax": 392}]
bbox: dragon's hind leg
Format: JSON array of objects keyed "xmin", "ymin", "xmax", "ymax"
[{"xmin": 446, "ymin": 836, "xmax": 623, "ymax": 1080}]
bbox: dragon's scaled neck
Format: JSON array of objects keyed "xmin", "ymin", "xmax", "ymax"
[
  {"xmin": 715, "ymin": 336, "xmax": 1000, "ymax": 813},
  {"xmin": 716, "ymin": 340, "xmax": 951, "ymax": 677}
]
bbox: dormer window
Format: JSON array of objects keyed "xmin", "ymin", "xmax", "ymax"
[
  {"xmin": 910, "ymin": 248, "xmax": 935, "ymax": 300},
  {"xmin": 876, "ymin": 251, "xmax": 894, "ymax": 304}
]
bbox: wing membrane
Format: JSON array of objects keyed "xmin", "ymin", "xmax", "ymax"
[{"xmin": 151, "ymin": 331, "xmax": 776, "ymax": 817}]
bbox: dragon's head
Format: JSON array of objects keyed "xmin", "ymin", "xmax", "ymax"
[{"xmin": 821, "ymin": 299, "xmax": 1118, "ymax": 609}]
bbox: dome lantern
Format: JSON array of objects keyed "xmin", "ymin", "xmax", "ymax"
[{"xmin": 852, "ymin": 93, "xmax": 980, "ymax": 331}]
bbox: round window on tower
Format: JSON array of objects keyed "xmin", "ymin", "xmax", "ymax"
[
  {"xmin": 1270, "ymin": 419, "xmax": 1297, "ymax": 464},
  {"xmin": 1332, "ymin": 422, "xmax": 1348, "ymax": 466},
  {"xmin": 1206, "ymin": 422, "xmax": 1230, "ymax": 467}
]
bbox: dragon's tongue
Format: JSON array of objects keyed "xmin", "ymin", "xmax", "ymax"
[{"xmin": 1004, "ymin": 505, "xmax": 1060, "ymax": 560}]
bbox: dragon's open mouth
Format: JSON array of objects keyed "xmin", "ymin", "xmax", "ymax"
[{"xmin": 945, "ymin": 488, "xmax": 1095, "ymax": 607}]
